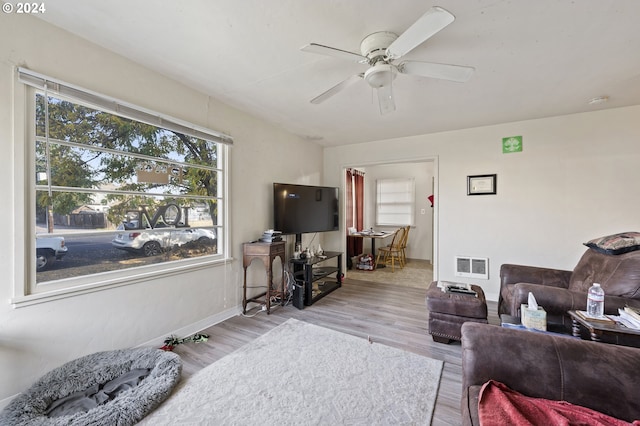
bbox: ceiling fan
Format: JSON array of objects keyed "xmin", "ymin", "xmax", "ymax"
[{"xmin": 301, "ymin": 6, "xmax": 474, "ymax": 115}]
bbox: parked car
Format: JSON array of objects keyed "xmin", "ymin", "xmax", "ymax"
[
  {"xmin": 36, "ymin": 236, "xmax": 68, "ymax": 271},
  {"xmin": 111, "ymin": 224, "xmax": 216, "ymax": 257}
]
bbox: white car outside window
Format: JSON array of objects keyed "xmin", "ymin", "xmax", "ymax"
[{"xmin": 112, "ymin": 226, "xmax": 216, "ymax": 257}]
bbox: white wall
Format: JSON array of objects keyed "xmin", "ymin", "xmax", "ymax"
[
  {"xmin": 356, "ymin": 162, "xmax": 434, "ymax": 261},
  {"xmin": 0, "ymin": 14, "xmax": 324, "ymax": 403},
  {"xmin": 324, "ymin": 105, "xmax": 640, "ymax": 301}
]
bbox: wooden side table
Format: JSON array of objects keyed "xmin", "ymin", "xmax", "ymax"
[
  {"xmin": 242, "ymin": 241, "xmax": 285, "ymax": 314},
  {"xmin": 568, "ymin": 310, "xmax": 640, "ymax": 347}
]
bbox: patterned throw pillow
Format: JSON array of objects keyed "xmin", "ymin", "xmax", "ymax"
[{"xmin": 584, "ymin": 232, "xmax": 640, "ymax": 255}]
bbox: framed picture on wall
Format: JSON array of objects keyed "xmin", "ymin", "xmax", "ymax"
[{"xmin": 467, "ymin": 174, "xmax": 497, "ymax": 195}]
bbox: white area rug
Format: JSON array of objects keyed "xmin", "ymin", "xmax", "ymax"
[{"xmin": 140, "ymin": 318, "xmax": 443, "ymax": 425}]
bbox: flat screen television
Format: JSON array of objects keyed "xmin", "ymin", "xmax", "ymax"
[{"xmin": 273, "ymin": 183, "xmax": 339, "ymax": 241}]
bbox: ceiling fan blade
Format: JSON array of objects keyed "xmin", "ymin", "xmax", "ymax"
[
  {"xmin": 376, "ymin": 82, "xmax": 395, "ymax": 115},
  {"xmin": 399, "ymin": 61, "xmax": 474, "ymax": 82},
  {"xmin": 386, "ymin": 6, "xmax": 455, "ymax": 60},
  {"xmin": 310, "ymin": 74, "xmax": 363, "ymax": 104},
  {"xmin": 301, "ymin": 43, "xmax": 367, "ymax": 63}
]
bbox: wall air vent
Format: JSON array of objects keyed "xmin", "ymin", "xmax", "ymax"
[{"xmin": 455, "ymin": 256, "xmax": 489, "ymax": 279}]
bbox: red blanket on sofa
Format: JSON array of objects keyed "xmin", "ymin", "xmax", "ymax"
[{"xmin": 478, "ymin": 380, "xmax": 640, "ymax": 426}]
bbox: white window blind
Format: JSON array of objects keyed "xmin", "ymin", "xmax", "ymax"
[{"xmin": 376, "ymin": 178, "xmax": 415, "ymax": 226}]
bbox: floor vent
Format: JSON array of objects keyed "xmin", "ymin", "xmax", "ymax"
[{"xmin": 455, "ymin": 256, "xmax": 489, "ymax": 279}]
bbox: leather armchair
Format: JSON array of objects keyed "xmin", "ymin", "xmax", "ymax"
[
  {"xmin": 461, "ymin": 322, "xmax": 640, "ymax": 425},
  {"xmin": 498, "ymin": 248, "xmax": 640, "ymax": 331}
]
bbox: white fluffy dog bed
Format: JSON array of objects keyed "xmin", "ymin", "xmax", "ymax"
[{"xmin": 0, "ymin": 347, "xmax": 181, "ymax": 425}]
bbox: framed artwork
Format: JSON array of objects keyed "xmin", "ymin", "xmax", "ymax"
[{"xmin": 467, "ymin": 174, "xmax": 497, "ymax": 195}]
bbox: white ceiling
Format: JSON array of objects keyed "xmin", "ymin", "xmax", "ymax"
[{"xmin": 36, "ymin": 0, "xmax": 640, "ymax": 146}]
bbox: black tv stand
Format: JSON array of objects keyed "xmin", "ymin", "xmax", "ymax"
[{"xmin": 290, "ymin": 251, "xmax": 342, "ymax": 308}]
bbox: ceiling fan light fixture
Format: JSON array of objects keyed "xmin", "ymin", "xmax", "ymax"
[{"xmin": 364, "ymin": 63, "xmax": 396, "ymax": 88}]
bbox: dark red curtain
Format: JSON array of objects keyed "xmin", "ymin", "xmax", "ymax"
[
  {"xmin": 346, "ymin": 168, "xmax": 364, "ymax": 258},
  {"xmin": 354, "ymin": 170, "xmax": 364, "ymax": 231},
  {"xmin": 346, "ymin": 169, "xmax": 354, "ymax": 229}
]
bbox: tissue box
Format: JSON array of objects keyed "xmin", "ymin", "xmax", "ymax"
[{"xmin": 520, "ymin": 303, "xmax": 547, "ymax": 331}]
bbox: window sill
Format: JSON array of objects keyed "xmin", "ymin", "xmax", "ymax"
[{"xmin": 12, "ymin": 256, "xmax": 233, "ymax": 308}]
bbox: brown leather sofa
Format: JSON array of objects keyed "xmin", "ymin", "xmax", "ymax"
[
  {"xmin": 498, "ymin": 248, "xmax": 640, "ymax": 332},
  {"xmin": 461, "ymin": 322, "xmax": 640, "ymax": 425}
]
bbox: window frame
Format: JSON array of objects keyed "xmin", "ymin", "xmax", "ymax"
[{"xmin": 12, "ymin": 68, "xmax": 232, "ymax": 308}]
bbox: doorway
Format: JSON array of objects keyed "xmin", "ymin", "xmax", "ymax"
[{"xmin": 342, "ymin": 157, "xmax": 438, "ymax": 287}]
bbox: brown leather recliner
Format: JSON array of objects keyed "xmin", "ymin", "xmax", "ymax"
[
  {"xmin": 461, "ymin": 322, "xmax": 640, "ymax": 425},
  {"xmin": 498, "ymin": 248, "xmax": 640, "ymax": 332}
]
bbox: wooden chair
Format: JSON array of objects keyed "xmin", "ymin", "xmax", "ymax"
[
  {"xmin": 375, "ymin": 227, "xmax": 406, "ymax": 272},
  {"xmin": 400, "ymin": 225, "xmax": 410, "ymax": 265}
]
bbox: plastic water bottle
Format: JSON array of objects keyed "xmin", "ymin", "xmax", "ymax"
[{"xmin": 587, "ymin": 283, "xmax": 605, "ymax": 317}]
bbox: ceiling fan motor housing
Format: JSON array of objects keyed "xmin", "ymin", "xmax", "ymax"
[{"xmin": 360, "ymin": 31, "xmax": 398, "ymax": 61}]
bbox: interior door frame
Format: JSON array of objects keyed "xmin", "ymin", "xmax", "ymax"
[{"xmin": 340, "ymin": 155, "xmax": 439, "ymax": 281}]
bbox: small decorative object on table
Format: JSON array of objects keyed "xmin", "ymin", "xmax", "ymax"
[
  {"xmin": 259, "ymin": 230, "xmax": 282, "ymax": 243},
  {"xmin": 440, "ymin": 281, "xmax": 477, "ymax": 296}
]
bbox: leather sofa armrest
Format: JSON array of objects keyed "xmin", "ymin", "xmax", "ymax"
[
  {"xmin": 461, "ymin": 322, "xmax": 640, "ymax": 422},
  {"xmin": 511, "ymin": 283, "xmax": 585, "ymax": 316},
  {"xmin": 513, "ymin": 283, "xmax": 640, "ymax": 316},
  {"xmin": 500, "ymin": 264, "xmax": 571, "ymax": 288}
]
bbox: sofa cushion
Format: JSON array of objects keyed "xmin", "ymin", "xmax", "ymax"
[
  {"xmin": 478, "ymin": 380, "xmax": 639, "ymax": 426},
  {"xmin": 584, "ymin": 232, "xmax": 640, "ymax": 255},
  {"xmin": 569, "ymin": 249, "xmax": 640, "ymax": 298}
]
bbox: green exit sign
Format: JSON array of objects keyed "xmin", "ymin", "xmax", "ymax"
[{"xmin": 502, "ymin": 136, "xmax": 523, "ymax": 153}]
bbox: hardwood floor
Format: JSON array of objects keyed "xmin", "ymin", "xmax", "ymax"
[{"xmin": 173, "ymin": 278, "xmax": 499, "ymax": 425}]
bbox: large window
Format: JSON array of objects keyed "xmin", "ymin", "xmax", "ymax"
[{"xmin": 18, "ymin": 68, "xmax": 231, "ymax": 301}]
